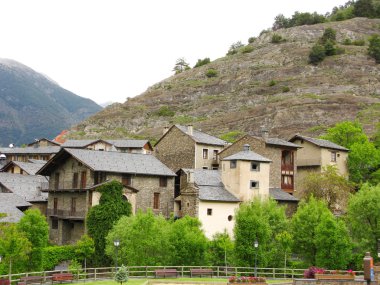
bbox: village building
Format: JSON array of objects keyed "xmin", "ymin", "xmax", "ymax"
[
  {"xmin": 154, "ymin": 125, "xmax": 228, "ymax": 172},
  {"xmin": 289, "ymin": 134, "xmax": 349, "ymax": 196},
  {"xmin": 27, "ymin": 138, "xmax": 61, "ymax": 147},
  {"xmin": 61, "ymin": 139, "xmax": 153, "ymax": 154},
  {"xmin": 37, "ymin": 148, "xmax": 175, "ymax": 245},
  {"xmin": 0, "ymin": 193, "xmax": 32, "ymax": 223},
  {"xmin": 175, "ymin": 145, "xmax": 273, "ymax": 238},
  {"xmin": 0, "ymin": 146, "xmax": 60, "ymax": 162},
  {"xmin": 1, "ymin": 160, "xmax": 46, "ymax": 175}
]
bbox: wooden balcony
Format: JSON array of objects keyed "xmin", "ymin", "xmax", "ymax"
[
  {"xmin": 42, "ymin": 181, "xmax": 92, "ymax": 192},
  {"xmin": 47, "ymin": 209, "xmax": 86, "ymax": 220}
]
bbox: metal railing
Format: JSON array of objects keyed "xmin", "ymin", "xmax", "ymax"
[{"xmin": 0, "ymin": 266, "xmax": 365, "ymax": 284}]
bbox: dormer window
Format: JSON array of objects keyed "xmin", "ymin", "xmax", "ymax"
[
  {"xmin": 230, "ymin": 160, "xmax": 237, "ymax": 169},
  {"xmin": 251, "ymin": 162, "xmax": 260, "ymax": 171}
]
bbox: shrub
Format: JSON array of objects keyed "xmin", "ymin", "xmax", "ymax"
[
  {"xmin": 227, "ymin": 41, "xmax": 244, "ymax": 56},
  {"xmin": 205, "ymin": 68, "xmax": 218, "ymax": 78},
  {"xmin": 271, "ymin": 33, "xmax": 284, "ymax": 43},
  {"xmin": 194, "ymin": 58, "xmax": 211, "ymax": 68},
  {"xmin": 156, "ymin": 106, "xmax": 175, "ymax": 117},
  {"xmin": 309, "ymin": 44, "xmax": 326, "ymax": 64},
  {"xmin": 343, "ymin": 38, "xmax": 352, "ymax": 45},
  {"xmin": 282, "ymin": 86, "xmax": 290, "ymax": 93},
  {"xmin": 41, "ymin": 245, "xmax": 77, "ymax": 270},
  {"xmin": 320, "ymin": 28, "xmax": 336, "ymax": 44},
  {"xmin": 352, "ymin": 39, "xmax": 365, "ymax": 46},
  {"xmin": 324, "ymin": 39, "xmax": 337, "ymax": 56},
  {"xmin": 241, "ymin": 45, "xmax": 254, "ymax": 54},
  {"xmin": 269, "ymin": 80, "xmax": 277, "ymax": 86},
  {"xmin": 248, "ymin": 37, "xmax": 256, "ymax": 44},
  {"xmin": 368, "ymin": 34, "xmax": 380, "ymax": 63}
]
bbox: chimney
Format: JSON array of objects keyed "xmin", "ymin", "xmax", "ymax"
[
  {"xmin": 243, "ymin": 144, "xmax": 250, "ymax": 152},
  {"xmin": 187, "ymin": 125, "xmax": 193, "ymax": 136},
  {"xmin": 188, "ymin": 170, "xmax": 194, "ymax": 183},
  {"xmin": 260, "ymin": 127, "xmax": 269, "ymax": 139},
  {"xmin": 163, "ymin": 126, "xmax": 169, "ymax": 135}
]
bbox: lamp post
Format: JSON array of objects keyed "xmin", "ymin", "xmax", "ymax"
[
  {"xmin": 113, "ymin": 239, "xmax": 120, "ymax": 271},
  {"xmin": 254, "ymin": 240, "xmax": 258, "ymax": 277}
]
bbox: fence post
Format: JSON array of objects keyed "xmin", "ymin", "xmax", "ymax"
[
  {"xmin": 273, "ymin": 268, "xmax": 275, "ymax": 278},
  {"xmin": 217, "ymin": 267, "xmax": 219, "ymax": 278},
  {"xmin": 291, "ymin": 269, "xmax": 294, "ymax": 279},
  {"xmin": 94, "ymin": 268, "xmax": 97, "ymax": 281},
  {"xmin": 181, "ymin": 266, "xmax": 184, "ymax": 278}
]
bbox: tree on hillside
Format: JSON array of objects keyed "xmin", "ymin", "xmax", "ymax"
[
  {"xmin": 346, "ymin": 183, "xmax": 380, "ymax": 261},
  {"xmin": 87, "ymin": 180, "xmax": 132, "ymax": 266},
  {"xmin": 368, "ymin": 34, "xmax": 380, "ymax": 63},
  {"xmin": 168, "ymin": 216, "xmax": 208, "ymax": 265},
  {"xmin": 17, "ymin": 209, "xmax": 49, "ymax": 271},
  {"xmin": 309, "ymin": 44, "xmax": 326, "ymax": 64},
  {"xmin": 234, "ymin": 198, "xmax": 287, "ymax": 267},
  {"xmin": 301, "ymin": 165, "xmax": 354, "ymax": 211},
  {"xmin": 354, "ymin": 0, "xmax": 375, "ymax": 17},
  {"xmin": 173, "ymin": 58, "xmax": 190, "ymax": 74},
  {"xmin": 105, "ymin": 210, "xmax": 172, "ymax": 266},
  {"xmin": 320, "ymin": 121, "xmax": 368, "ymax": 149},
  {"xmin": 226, "ymin": 41, "xmax": 244, "ymax": 55}
]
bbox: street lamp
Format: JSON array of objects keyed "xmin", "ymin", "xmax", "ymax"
[
  {"xmin": 254, "ymin": 240, "xmax": 259, "ymax": 277},
  {"xmin": 0, "ymin": 255, "xmax": 2, "ymax": 263},
  {"xmin": 113, "ymin": 239, "xmax": 120, "ymax": 271}
]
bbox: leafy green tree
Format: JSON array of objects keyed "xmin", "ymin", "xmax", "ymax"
[
  {"xmin": 234, "ymin": 198, "xmax": 287, "ymax": 267},
  {"xmin": 309, "ymin": 44, "xmax": 326, "ymax": 64},
  {"xmin": 368, "ymin": 34, "xmax": 380, "ymax": 63},
  {"xmin": 227, "ymin": 41, "xmax": 244, "ymax": 56},
  {"xmin": 168, "ymin": 216, "xmax": 208, "ymax": 265},
  {"xmin": 273, "ymin": 14, "xmax": 290, "ymax": 30},
  {"xmin": 291, "ymin": 197, "xmax": 331, "ymax": 266},
  {"xmin": 301, "ymin": 165, "xmax": 354, "ymax": 211},
  {"xmin": 315, "ymin": 214, "xmax": 352, "ymax": 269},
  {"xmin": 194, "ymin": 58, "xmax": 211, "ymax": 68},
  {"xmin": 87, "ymin": 180, "xmax": 132, "ymax": 266},
  {"xmin": 275, "ymin": 231, "xmax": 293, "ymax": 271},
  {"xmin": 105, "ymin": 210, "xmax": 172, "ymax": 266},
  {"xmin": 354, "ymin": 0, "xmax": 375, "ymax": 17},
  {"xmin": 373, "ymin": 122, "xmax": 380, "ymax": 149},
  {"xmin": 346, "ymin": 184, "xmax": 380, "ymax": 259},
  {"xmin": 173, "ymin": 58, "xmax": 190, "ymax": 74},
  {"xmin": 320, "ymin": 121, "xmax": 368, "ymax": 149},
  {"xmin": 207, "ymin": 230, "xmax": 234, "ymax": 267},
  {"xmin": 0, "ymin": 224, "xmax": 31, "ymax": 278},
  {"xmin": 75, "ymin": 235, "xmax": 95, "ymax": 273},
  {"xmin": 17, "ymin": 209, "xmax": 49, "ymax": 271},
  {"xmin": 320, "ymin": 28, "xmax": 337, "ymax": 44},
  {"xmin": 324, "ymin": 39, "xmax": 337, "ymax": 56},
  {"xmin": 115, "ymin": 265, "xmax": 129, "ymax": 285},
  {"xmin": 348, "ymin": 141, "xmax": 380, "ymax": 184}
]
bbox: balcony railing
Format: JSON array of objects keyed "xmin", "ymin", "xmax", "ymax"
[
  {"xmin": 47, "ymin": 208, "xmax": 86, "ymax": 220},
  {"xmin": 45, "ymin": 181, "xmax": 94, "ymax": 192}
]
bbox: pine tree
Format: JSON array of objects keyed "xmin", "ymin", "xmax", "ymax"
[{"xmin": 115, "ymin": 265, "xmax": 129, "ymax": 285}]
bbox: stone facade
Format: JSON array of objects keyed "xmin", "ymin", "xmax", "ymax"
[{"xmin": 155, "ymin": 127, "xmax": 196, "ymax": 171}]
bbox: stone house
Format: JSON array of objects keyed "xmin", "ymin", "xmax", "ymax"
[
  {"xmin": 154, "ymin": 125, "xmax": 228, "ymax": 172},
  {"xmin": 61, "ymin": 139, "xmax": 153, "ymax": 154},
  {"xmin": 0, "ymin": 146, "xmax": 60, "ymax": 162},
  {"xmin": 27, "ymin": 138, "xmax": 61, "ymax": 147},
  {"xmin": 0, "ymin": 193, "xmax": 32, "ymax": 223},
  {"xmin": 0, "ymin": 172, "xmax": 48, "ymax": 217},
  {"xmin": 37, "ymin": 148, "xmax": 175, "ymax": 245},
  {"xmin": 218, "ymin": 134, "xmax": 300, "ymax": 195},
  {"xmin": 175, "ymin": 145, "xmax": 274, "ymax": 238},
  {"xmin": 288, "ymin": 134, "xmax": 349, "ymax": 196},
  {"xmin": 1, "ymin": 160, "xmax": 46, "ymax": 175}
]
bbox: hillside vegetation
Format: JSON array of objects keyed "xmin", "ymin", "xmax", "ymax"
[
  {"xmin": 69, "ymin": 18, "xmax": 380, "ymax": 141},
  {"xmin": 0, "ymin": 59, "xmax": 102, "ymax": 146}
]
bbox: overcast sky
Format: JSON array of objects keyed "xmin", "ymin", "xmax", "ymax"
[{"xmin": 0, "ymin": 0, "xmax": 348, "ymax": 105}]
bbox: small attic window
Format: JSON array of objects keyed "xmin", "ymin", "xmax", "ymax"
[
  {"xmin": 251, "ymin": 162, "xmax": 260, "ymax": 171},
  {"xmin": 230, "ymin": 160, "xmax": 237, "ymax": 169}
]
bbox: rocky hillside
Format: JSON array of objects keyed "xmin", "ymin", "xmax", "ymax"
[
  {"xmin": 0, "ymin": 59, "xmax": 102, "ymax": 146},
  {"xmin": 70, "ymin": 18, "xmax": 380, "ymax": 142}
]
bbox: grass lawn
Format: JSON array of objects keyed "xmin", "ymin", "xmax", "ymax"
[{"xmin": 78, "ymin": 278, "xmax": 292, "ymax": 285}]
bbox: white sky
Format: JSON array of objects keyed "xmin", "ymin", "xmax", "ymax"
[{"xmin": 0, "ymin": 0, "xmax": 348, "ymax": 105}]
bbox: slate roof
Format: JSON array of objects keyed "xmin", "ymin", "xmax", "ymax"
[
  {"xmin": 175, "ymin": 125, "xmax": 227, "ymax": 146},
  {"xmin": 269, "ymin": 188, "xmax": 299, "ymax": 202},
  {"xmin": 222, "ymin": 150, "xmax": 272, "ymax": 162},
  {"xmin": 265, "ymin": 137, "xmax": 301, "ymax": 148},
  {"xmin": 40, "ymin": 148, "xmax": 176, "ymax": 177},
  {"xmin": 27, "ymin": 138, "xmax": 60, "ymax": 147},
  {"xmin": 0, "ymin": 173, "xmax": 48, "ymax": 202},
  {"xmin": 105, "ymin": 139, "xmax": 150, "ymax": 148},
  {"xmin": 61, "ymin": 140, "xmax": 100, "ymax": 148},
  {"xmin": 0, "ymin": 146, "xmax": 61, "ymax": 154},
  {"xmin": 182, "ymin": 169, "xmax": 240, "ymax": 202},
  {"xmin": 1, "ymin": 161, "xmax": 46, "ymax": 175},
  {"xmin": 0, "ymin": 193, "xmax": 31, "ymax": 223},
  {"xmin": 289, "ymin": 135, "xmax": 349, "ymax": 151}
]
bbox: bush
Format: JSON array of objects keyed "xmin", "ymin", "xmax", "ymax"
[
  {"xmin": 227, "ymin": 41, "xmax": 244, "ymax": 56},
  {"xmin": 282, "ymin": 86, "xmax": 290, "ymax": 93},
  {"xmin": 309, "ymin": 44, "xmax": 326, "ymax": 64},
  {"xmin": 271, "ymin": 33, "xmax": 284, "ymax": 43},
  {"xmin": 194, "ymin": 58, "xmax": 211, "ymax": 68},
  {"xmin": 248, "ymin": 37, "xmax": 256, "ymax": 44},
  {"xmin": 155, "ymin": 106, "xmax": 175, "ymax": 117},
  {"xmin": 205, "ymin": 68, "xmax": 218, "ymax": 78},
  {"xmin": 352, "ymin": 39, "xmax": 365, "ymax": 46},
  {"xmin": 320, "ymin": 28, "xmax": 336, "ymax": 44},
  {"xmin": 324, "ymin": 39, "xmax": 337, "ymax": 56},
  {"xmin": 41, "ymin": 245, "xmax": 77, "ymax": 270},
  {"xmin": 241, "ymin": 45, "xmax": 254, "ymax": 53},
  {"xmin": 269, "ymin": 80, "xmax": 277, "ymax": 86},
  {"xmin": 368, "ymin": 34, "xmax": 380, "ymax": 63},
  {"xmin": 343, "ymin": 38, "xmax": 352, "ymax": 45}
]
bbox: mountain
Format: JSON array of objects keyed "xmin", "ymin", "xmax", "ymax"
[
  {"xmin": 69, "ymin": 18, "xmax": 380, "ymax": 142},
  {"xmin": 0, "ymin": 59, "xmax": 102, "ymax": 146}
]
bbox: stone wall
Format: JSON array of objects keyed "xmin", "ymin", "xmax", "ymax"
[{"xmin": 154, "ymin": 126, "xmax": 196, "ymax": 172}]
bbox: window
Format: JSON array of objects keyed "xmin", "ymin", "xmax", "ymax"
[
  {"xmin": 331, "ymin": 152, "xmax": 337, "ymax": 162},
  {"xmin": 212, "ymin": 166, "xmax": 219, "ymax": 170},
  {"xmin": 203, "ymin": 149, "xmax": 209, "ymax": 159},
  {"xmin": 230, "ymin": 160, "xmax": 237, "ymax": 169},
  {"xmin": 250, "ymin": 181, "xmax": 259, "ymax": 189},
  {"xmin": 80, "ymin": 171, "xmax": 87, "ymax": 189},
  {"xmin": 53, "ymin": 198, "xmax": 58, "ymax": 215},
  {"xmin": 159, "ymin": 177, "xmax": 167, "ymax": 187},
  {"xmin": 20, "ymin": 169, "xmax": 24, "ymax": 175},
  {"xmin": 282, "ymin": 175, "xmax": 293, "ymax": 186},
  {"xmin": 54, "ymin": 173, "xmax": 60, "ymax": 189},
  {"xmin": 51, "ymin": 218, "xmax": 58, "ymax": 230},
  {"xmin": 207, "ymin": 208, "xmax": 213, "ymax": 216},
  {"xmin": 213, "ymin": 150, "xmax": 218, "ymax": 160},
  {"xmin": 202, "ymin": 166, "xmax": 209, "ymax": 170},
  {"xmin": 251, "ymin": 162, "xmax": 260, "ymax": 171},
  {"xmin": 122, "ymin": 175, "xmax": 132, "ymax": 186},
  {"xmin": 71, "ymin": 198, "xmax": 76, "ymax": 214},
  {"xmin": 153, "ymin": 193, "xmax": 160, "ymax": 209},
  {"xmin": 228, "ymin": 215, "xmax": 233, "ymax": 221},
  {"xmin": 72, "ymin": 173, "xmax": 78, "ymax": 188}
]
